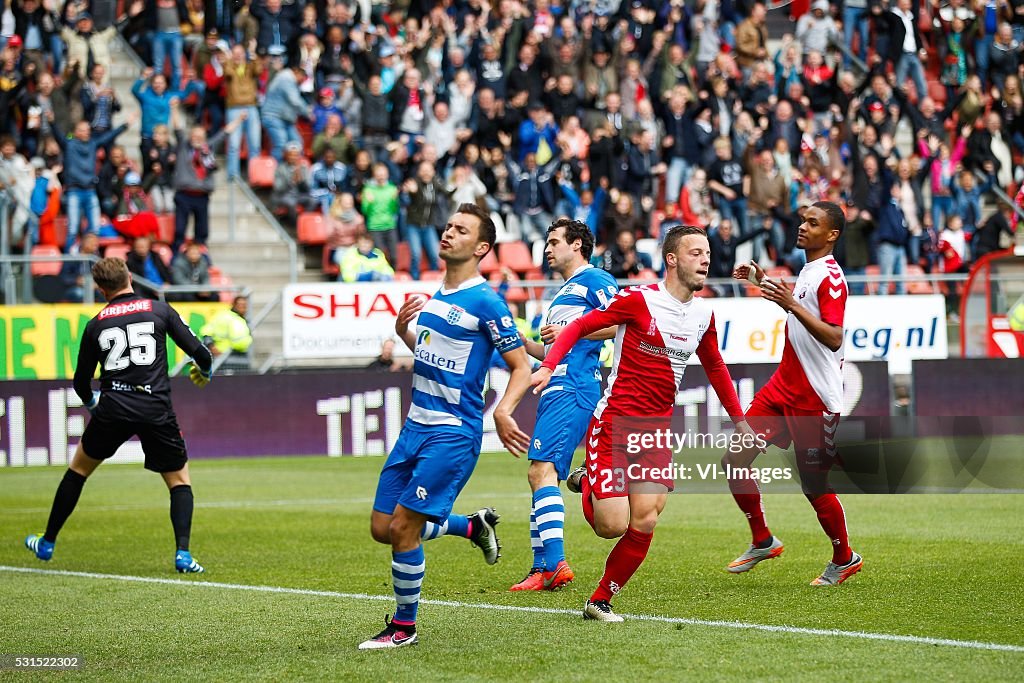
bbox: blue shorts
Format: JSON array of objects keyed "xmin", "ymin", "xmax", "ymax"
[
  {"xmin": 527, "ymin": 389, "xmax": 595, "ymax": 481},
  {"xmin": 373, "ymin": 423, "xmax": 482, "ymax": 522}
]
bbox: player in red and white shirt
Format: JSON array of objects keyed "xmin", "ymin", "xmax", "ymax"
[
  {"xmin": 725, "ymin": 201, "xmax": 863, "ymax": 586},
  {"xmin": 531, "ymin": 226, "xmax": 755, "ymax": 622}
]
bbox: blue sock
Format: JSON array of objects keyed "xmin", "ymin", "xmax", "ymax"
[
  {"xmin": 534, "ymin": 486, "xmax": 565, "ymax": 569},
  {"xmin": 392, "ymin": 546, "xmax": 424, "ymax": 626},
  {"xmin": 421, "ymin": 514, "xmax": 470, "ymax": 540},
  {"xmin": 529, "ymin": 506, "xmax": 545, "ymax": 570}
]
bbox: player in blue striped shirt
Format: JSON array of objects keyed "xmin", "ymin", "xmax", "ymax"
[
  {"xmin": 510, "ymin": 218, "xmax": 618, "ymax": 592},
  {"xmin": 359, "ymin": 204, "xmax": 534, "ymax": 650}
]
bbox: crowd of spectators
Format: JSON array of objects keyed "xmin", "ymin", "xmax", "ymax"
[{"xmin": 0, "ymin": 0, "xmax": 1022, "ymax": 314}]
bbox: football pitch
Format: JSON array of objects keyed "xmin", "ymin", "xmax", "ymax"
[{"xmin": 1, "ymin": 455, "xmax": 1022, "ymax": 681}]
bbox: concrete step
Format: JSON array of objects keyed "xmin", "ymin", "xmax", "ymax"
[{"xmin": 204, "ymin": 240, "xmax": 290, "ymax": 255}]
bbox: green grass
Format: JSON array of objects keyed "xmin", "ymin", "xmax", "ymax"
[{"xmin": 1, "ymin": 455, "xmax": 1023, "ymax": 681}]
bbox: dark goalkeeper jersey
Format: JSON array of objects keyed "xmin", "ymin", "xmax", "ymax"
[{"xmin": 73, "ymin": 292, "xmax": 214, "ymax": 423}]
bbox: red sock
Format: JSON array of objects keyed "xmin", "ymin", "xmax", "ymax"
[
  {"xmin": 809, "ymin": 493, "xmax": 851, "ymax": 564},
  {"xmin": 728, "ymin": 475, "xmax": 771, "ymax": 545},
  {"xmin": 590, "ymin": 527, "xmax": 654, "ymax": 603},
  {"xmin": 581, "ymin": 475, "xmax": 596, "ymax": 531}
]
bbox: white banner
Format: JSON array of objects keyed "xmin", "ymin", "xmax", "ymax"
[
  {"xmin": 283, "ymin": 281, "xmax": 440, "ymax": 359},
  {"xmin": 706, "ymin": 294, "xmax": 948, "ymax": 372},
  {"xmin": 282, "ymin": 282, "xmax": 948, "ymax": 367}
]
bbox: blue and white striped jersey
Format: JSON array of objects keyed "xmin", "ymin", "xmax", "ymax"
[
  {"xmin": 542, "ymin": 264, "xmax": 618, "ymax": 405},
  {"xmin": 410, "ymin": 276, "xmax": 522, "ymax": 433}
]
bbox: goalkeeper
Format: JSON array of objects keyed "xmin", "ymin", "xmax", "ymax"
[{"xmin": 23, "ymin": 257, "xmax": 214, "ymax": 574}]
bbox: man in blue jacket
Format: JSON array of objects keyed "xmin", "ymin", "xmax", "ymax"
[{"xmin": 53, "ymin": 112, "xmax": 137, "ymax": 252}]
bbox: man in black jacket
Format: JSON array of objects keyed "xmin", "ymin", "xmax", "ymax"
[
  {"xmin": 11, "ymin": 0, "xmax": 57, "ymax": 73},
  {"xmin": 126, "ymin": 235, "xmax": 174, "ymax": 299},
  {"xmin": 204, "ymin": 0, "xmax": 244, "ymax": 37},
  {"xmin": 884, "ymin": 0, "xmax": 928, "ymax": 102},
  {"xmin": 709, "ymin": 218, "xmax": 768, "ymax": 296}
]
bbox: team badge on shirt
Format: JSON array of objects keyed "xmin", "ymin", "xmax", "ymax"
[{"xmin": 447, "ymin": 305, "xmax": 465, "ymax": 325}]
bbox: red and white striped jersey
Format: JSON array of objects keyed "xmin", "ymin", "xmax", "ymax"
[
  {"xmin": 541, "ymin": 283, "xmax": 744, "ymax": 422},
  {"xmin": 768, "ymin": 255, "xmax": 847, "ymax": 413}
]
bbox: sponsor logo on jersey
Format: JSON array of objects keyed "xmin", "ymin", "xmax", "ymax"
[
  {"xmin": 111, "ymin": 380, "xmax": 152, "ymax": 394},
  {"xmin": 670, "ymin": 334, "xmax": 689, "ymax": 342},
  {"xmin": 638, "ymin": 340, "xmax": 691, "ymax": 361},
  {"xmin": 414, "ymin": 328, "xmax": 472, "ymax": 373},
  {"xmin": 561, "ymin": 283, "xmax": 589, "ymax": 298},
  {"xmin": 501, "ymin": 315, "xmax": 514, "ymax": 329},
  {"xmin": 415, "ymin": 347, "xmax": 459, "ymax": 371},
  {"xmin": 416, "ymin": 486, "xmax": 428, "ymax": 500},
  {"xmin": 486, "ymin": 320, "xmax": 501, "ymax": 342},
  {"xmin": 99, "ymin": 299, "xmax": 153, "ymax": 319}
]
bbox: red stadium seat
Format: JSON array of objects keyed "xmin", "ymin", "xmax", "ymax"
[
  {"xmin": 498, "ymin": 241, "xmax": 535, "ymax": 274},
  {"xmin": 478, "ymin": 248, "xmax": 501, "ymax": 276},
  {"xmin": 927, "ymin": 81, "xmax": 947, "ymax": 107},
  {"xmin": 420, "ymin": 270, "xmax": 445, "ymax": 281},
  {"xmin": 53, "ymin": 216, "xmax": 68, "ymax": 249},
  {"xmin": 30, "ymin": 245, "xmax": 62, "ymax": 276},
  {"xmin": 905, "ymin": 264, "xmax": 935, "ymax": 294},
  {"xmin": 297, "ymin": 213, "xmax": 327, "ymax": 245},
  {"xmin": 523, "ymin": 268, "xmax": 545, "ymax": 300},
  {"xmin": 864, "ymin": 265, "xmax": 881, "ymax": 295},
  {"xmin": 504, "ymin": 285, "xmax": 529, "ymax": 303},
  {"xmin": 297, "ymin": 120, "xmax": 314, "ymax": 157},
  {"xmin": 209, "ymin": 270, "xmax": 235, "ymax": 302},
  {"xmin": 104, "ymin": 243, "xmax": 131, "ymax": 262},
  {"xmin": 393, "ymin": 270, "xmax": 412, "ymax": 281},
  {"xmin": 152, "ymin": 243, "xmax": 174, "ymax": 266},
  {"xmin": 156, "ymin": 214, "xmax": 176, "ymax": 243},
  {"xmin": 633, "ymin": 268, "xmax": 658, "ymax": 281},
  {"xmin": 394, "ymin": 242, "xmax": 412, "ymax": 273},
  {"xmin": 248, "ymin": 155, "xmax": 277, "ymax": 189}
]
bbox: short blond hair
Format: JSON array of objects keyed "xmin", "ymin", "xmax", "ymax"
[{"xmin": 91, "ymin": 257, "xmax": 130, "ymax": 293}]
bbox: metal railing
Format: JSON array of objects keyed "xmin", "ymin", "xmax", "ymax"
[
  {"xmin": 829, "ymin": 36, "xmax": 870, "ymax": 75},
  {"xmin": 230, "ymin": 179, "xmax": 300, "ymax": 283},
  {"xmin": 0, "ymin": 253, "xmax": 249, "ymax": 305},
  {"xmin": 973, "ymin": 170, "xmax": 1024, "ymax": 224}
]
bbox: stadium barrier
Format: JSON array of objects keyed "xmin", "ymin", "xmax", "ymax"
[
  {"xmin": 0, "ymin": 302, "xmax": 231, "ymax": 380},
  {"xmin": 0, "ymin": 362, "xmax": 890, "ymax": 466},
  {"xmin": 281, "ymin": 282, "xmax": 949, "ymax": 372},
  {"xmin": 912, "ymin": 358, "xmax": 1024, "ymax": 417}
]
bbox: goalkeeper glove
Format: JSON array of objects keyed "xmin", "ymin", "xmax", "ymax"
[
  {"xmin": 188, "ymin": 362, "xmax": 212, "ymax": 388},
  {"xmin": 84, "ymin": 390, "xmax": 101, "ymax": 413}
]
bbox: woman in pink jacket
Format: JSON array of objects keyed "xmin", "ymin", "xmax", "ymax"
[{"xmin": 918, "ymin": 126, "xmax": 970, "ymax": 240}]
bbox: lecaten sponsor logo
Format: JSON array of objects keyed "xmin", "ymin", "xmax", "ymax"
[{"xmin": 415, "ymin": 347, "xmax": 458, "ymax": 371}]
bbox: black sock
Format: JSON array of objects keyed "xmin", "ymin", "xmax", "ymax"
[
  {"xmin": 44, "ymin": 469, "xmax": 88, "ymax": 543},
  {"xmin": 755, "ymin": 535, "xmax": 774, "ymax": 549},
  {"xmin": 169, "ymin": 485, "xmax": 194, "ymax": 552}
]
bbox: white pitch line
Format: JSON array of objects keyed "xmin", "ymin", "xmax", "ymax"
[{"xmin": 2, "ymin": 565, "xmax": 1022, "ymax": 654}]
